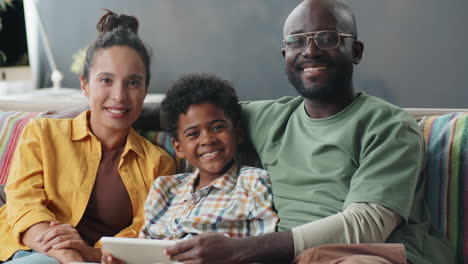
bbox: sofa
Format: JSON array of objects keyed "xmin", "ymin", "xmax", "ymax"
[{"xmin": 0, "ymin": 100, "xmax": 466, "ymax": 264}]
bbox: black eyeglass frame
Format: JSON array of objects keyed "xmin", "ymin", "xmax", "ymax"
[{"xmin": 283, "ymin": 30, "xmax": 356, "ymax": 52}]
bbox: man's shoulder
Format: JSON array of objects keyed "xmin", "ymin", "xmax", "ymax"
[
  {"xmin": 240, "ymin": 96, "xmax": 303, "ymax": 121},
  {"xmin": 359, "ymin": 93, "xmax": 415, "ymax": 123},
  {"xmin": 357, "ymin": 93, "xmax": 422, "ymax": 136}
]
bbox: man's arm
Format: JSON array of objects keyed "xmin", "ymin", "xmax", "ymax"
[
  {"xmin": 165, "ymin": 202, "xmax": 399, "ymax": 263},
  {"xmin": 292, "ymin": 203, "xmax": 401, "ymax": 256},
  {"xmin": 166, "ymin": 231, "xmax": 294, "ymax": 264}
]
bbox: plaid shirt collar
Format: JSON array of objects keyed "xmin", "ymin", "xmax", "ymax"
[{"xmin": 180, "ymin": 161, "xmax": 240, "ymax": 200}]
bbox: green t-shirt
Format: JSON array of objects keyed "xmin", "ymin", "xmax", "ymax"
[{"xmin": 241, "ymin": 93, "xmax": 454, "ymax": 264}]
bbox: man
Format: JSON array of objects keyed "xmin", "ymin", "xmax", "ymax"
[{"xmin": 164, "ymin": 0, "xmax": 454, "ymax": 263}]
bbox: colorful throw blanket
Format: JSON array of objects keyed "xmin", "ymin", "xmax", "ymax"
[
  {"xmin": 420, "ymin": 112, "xmax": 468, "ymax": 264},
  {"xmin": 0, "ymin": 112, "xmax": 41, "ymax": 185}
]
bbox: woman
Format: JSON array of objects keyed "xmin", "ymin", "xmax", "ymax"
[{"xmin": 0, "ymin": 10, "xmax": 175, "ymax": 264}]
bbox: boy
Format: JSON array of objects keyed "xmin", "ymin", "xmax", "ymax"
[{"xmin": 139, "ymin": 73, "xmax": 278, "ymax": 240}]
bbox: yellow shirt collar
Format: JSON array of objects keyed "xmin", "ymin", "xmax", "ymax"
[{"xmin": 71, "ymin": 110, "xmax": 146, "ymax": 158}]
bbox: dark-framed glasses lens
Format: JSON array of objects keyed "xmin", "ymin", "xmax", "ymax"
[{"xmin": 315, "ymin": 31, "xmax": 340, "ymax": 50}]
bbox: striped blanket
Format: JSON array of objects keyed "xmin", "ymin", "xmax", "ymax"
[
  {"xmin": 421, "ymin": 112, "xmax": 468, "ymax": 264},
  {"xmin": 0, "ymin": 112, "xmax": 41, "ymax": 185}
]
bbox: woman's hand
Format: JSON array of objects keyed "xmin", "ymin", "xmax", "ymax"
[
  {"xmin": 36, "ymin": 221, "xmax": 83, "ymax": 252},
  {"xmin": 21, "ymin": 222, "xmax": 86, "ymax": 263},
  {"xmin": 101, "ymin": 249, "xmax": 127, "ymax": 264},
  {"xmin": 35, "ymin": 221, "xmax": 102, "ymax": 262}
]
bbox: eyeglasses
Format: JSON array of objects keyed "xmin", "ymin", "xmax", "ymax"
[{"xmin": 283, "ymin": 30, "xmax": 356, "ymax": 53}]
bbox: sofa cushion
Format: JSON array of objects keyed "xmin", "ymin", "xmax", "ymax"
[
  {"xmin": 419, "ymin": 112, "xmax": 468, "ymax": 263},
  {"xmin": 0, "ymin": 112, "xmax": 42, "ymax": 185}
]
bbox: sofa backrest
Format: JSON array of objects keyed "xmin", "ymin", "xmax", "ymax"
[{"xmin": 0, "ymin": 108, "xmax": 467, "ymax": 263}]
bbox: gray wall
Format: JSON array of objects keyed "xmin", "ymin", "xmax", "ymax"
[{"xmin": 29, "ymin": 0, "xmax": 468, "ymax": 108}]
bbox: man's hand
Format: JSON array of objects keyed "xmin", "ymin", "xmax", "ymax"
[{"xmin": 165, "ymin": 233, "xmax": 246, "ymax": 264}]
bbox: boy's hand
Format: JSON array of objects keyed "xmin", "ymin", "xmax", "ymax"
[
  {"xmin": 165, "ymin": 233, "xmax": 244, "ymax": 264},
  {"xmin": 101, "ymin": 249, "xmax": 126, "ymax": 264}
]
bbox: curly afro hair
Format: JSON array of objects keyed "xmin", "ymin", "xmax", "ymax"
[{"xmin": 160, "ymin": 73, "xmax": 241, "ymax": 140}]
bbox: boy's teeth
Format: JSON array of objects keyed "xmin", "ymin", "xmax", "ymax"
[
  {"xmin": 107, "ymin": 108, "xmax": 126, "ymax": 114},
  {"xmin": 202, "ymin": 151, "xmax": 219, "ymax": 158}
]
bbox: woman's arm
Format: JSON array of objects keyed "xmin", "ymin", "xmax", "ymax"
[
  {"xmin": 22, "ymin": 223, "xmax": 85, "ymax": 263},
  {"xmin": 5, "ymin": 120, "xmax": 56, "ymax": 241},
  {"xmin": 5, "ymin": 120, "xmax": 86, "ymax": 263},
  {"xmin": 33, "ymin": 221, "xmax": 102, "ymax": 262}
]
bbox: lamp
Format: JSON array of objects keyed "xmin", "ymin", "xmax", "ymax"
[
  {"xmin": 22, "ymin": 0, "xmax": 86, "ymax": 99},
  {"xmin": 25, "ymin": 0, "xmax": 64, "ymax": 90},
  {"xmin": 20, "ymin": 0, "xmax": 163, "ymax": 103}
]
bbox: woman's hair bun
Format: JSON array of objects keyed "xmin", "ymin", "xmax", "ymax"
[{"xmin": 96, "ymin": 9, "xmax": 139, "ymax": 34}]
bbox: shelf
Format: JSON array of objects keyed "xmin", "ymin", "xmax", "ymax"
[{"xmin": 0, "ymin": 66, "xmax": 32, "ymax": 81}]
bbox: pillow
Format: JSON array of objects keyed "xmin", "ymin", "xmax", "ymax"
[
  {"xmin": 0, "ymin": 112, "xmax": 42, "ymax": 185},
  {"xmin": 420, "ymin": 112, "xmax": 468, "ymax": 263}
]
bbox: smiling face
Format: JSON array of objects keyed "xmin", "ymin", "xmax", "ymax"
[
  {"xmin": 282, "ymin": 0, "xmax": 363, "ymax": 102},
  {"xmin": 172, "ymin": 102, "xmax": 242, "ymax": 181},
  {"xmin": 80, "ymin": 45, "xmax": 147, "ymax": 137}
]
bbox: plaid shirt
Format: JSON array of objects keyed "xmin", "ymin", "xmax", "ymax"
[{"xmin": 139, "ymin": 163, "xmax": 278, "ymax": 240}]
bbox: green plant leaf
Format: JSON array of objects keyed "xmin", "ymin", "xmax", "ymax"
[{"xmin": 70, "ymin": 46, "xmax": 88, "ymax": 75}]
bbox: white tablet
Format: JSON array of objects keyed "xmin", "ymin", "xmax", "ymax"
[{"xmin": 101, "ymin": 237, "xmax": 181, "ymax": 264}]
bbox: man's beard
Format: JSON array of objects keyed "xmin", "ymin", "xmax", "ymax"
[{"xmin": 285, "ymin": 64, "xmax": 353, "ymax": 102}]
